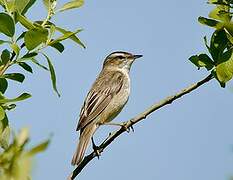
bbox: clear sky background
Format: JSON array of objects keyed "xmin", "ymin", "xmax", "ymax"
[{"xmin": 5, "ymin": 0, "xmax": 233, "ymax": 180}]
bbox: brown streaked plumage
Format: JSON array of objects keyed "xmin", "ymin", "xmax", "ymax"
[{"xmin": 71, "ymin": 51, "xmax": 142, "ymax": 166}]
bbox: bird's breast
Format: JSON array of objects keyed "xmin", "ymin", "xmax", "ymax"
[{"xmin": 99, "ymin": 72, "xmax": 130, "ymax": 124}]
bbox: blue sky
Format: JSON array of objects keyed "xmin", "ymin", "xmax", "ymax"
[{"xmin": 5, "ymin": 0, "xmax": 233, "ymax": 180}]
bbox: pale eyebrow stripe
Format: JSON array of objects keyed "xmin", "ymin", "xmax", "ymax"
[{"xmin": 109, "ymin": 53, "xmax": 125, "ymax": 58}]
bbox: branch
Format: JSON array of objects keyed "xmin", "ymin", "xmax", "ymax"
[{"xmin": 68, "ymin": 73, "xmax": 214, "ymax": 180}]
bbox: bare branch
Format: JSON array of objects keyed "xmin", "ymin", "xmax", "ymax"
[{"xmin": 68, "ymin": 73, "xmax": 214, "ymax": 179}]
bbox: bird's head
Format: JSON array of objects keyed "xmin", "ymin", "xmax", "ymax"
[{"xmin": 103, "ymin": 51, "xmax": 142, "ymax": 71}]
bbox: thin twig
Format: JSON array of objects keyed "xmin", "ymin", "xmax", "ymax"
[
  {"xmin": 0, "ymin": 43, "xmax": 25, "ymax": 76},
  {"xmin": 0, "ymin": 61, "xmax": 11, "ymax": 76},
  {"xmin": 68, "ymin": 73, "xmax": 214, "ymax": 179}
]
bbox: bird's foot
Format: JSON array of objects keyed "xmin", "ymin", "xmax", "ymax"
[
  {"xmin": 121, "ymin": 120, "xmax": 134, "ymax": 133},
  {"xmin": 120, "ymin": 122, "xmax": 131, "ymax": 133},
  {"xmin": 91, "ymin": 137, "xmax": 101, "ymax": 159}
]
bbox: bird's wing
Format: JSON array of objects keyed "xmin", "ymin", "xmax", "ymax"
[{"xmin": 76, "ymin": 71, "xmax": 124, "ymax": 131}]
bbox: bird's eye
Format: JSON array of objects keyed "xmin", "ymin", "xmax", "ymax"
[{"xmin": 118, "ymin": 56, "xmax": 124, "ymax": 59}]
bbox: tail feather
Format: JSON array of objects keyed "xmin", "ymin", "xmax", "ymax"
[{"xmin": 71, "ymin": 124, "xmax": 97, "ymax": 166}]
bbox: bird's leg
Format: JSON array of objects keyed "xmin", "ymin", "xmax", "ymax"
[{"xmin": 91, "ymin": 137, "xmax": 100, "ymax": 159}]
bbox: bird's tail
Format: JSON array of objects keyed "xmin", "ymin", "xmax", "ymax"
[{"xmin": 71, "ymin": 124, "xmax": 97, "ymax": 166}]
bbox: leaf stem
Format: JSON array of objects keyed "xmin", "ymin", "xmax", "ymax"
[
  {"xmin": 42, "ymin": 1, "xmax": 53, "ymax": 27},
  {"xmin": 0, "ymin": 61, "xmax": 11, "ymax": 76},
  {"xmin": 0, "ymin": 43, "xmax": 25, "ymax": 75}
]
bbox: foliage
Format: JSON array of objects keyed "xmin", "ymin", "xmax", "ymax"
[
  {"xmin": 0, "ymin": 128, "xmax": 50, "ymax": 180},
  {"xmin": 189, "ymin": 0, "xmax": 233, "ymax": 87},
  {"xmin": 0, "ymin": 0, "xmax": 85, "ymax": 179}
]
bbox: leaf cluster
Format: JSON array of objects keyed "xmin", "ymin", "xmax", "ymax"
[
  {"xmin": 0, "ymin": 0, "xmax": 85, "ymax": 179},
  {"xmin": 189, "ymin": 0, "xmax": 233, "ymax": 87},
  {"xmin": 0, "ymin": 128, "xmax": 50, "ymax": 180}
]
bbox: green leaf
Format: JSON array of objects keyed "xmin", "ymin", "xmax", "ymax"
[
  {"xmin": 208, "ymin": 5, "xmax": 231, "ymax": 22},
  {"xmin": 15, "ymin": 0, "xmax": 31, "ymax": 13},
  {"xmin": 42, "ymin": 53, "xmax": 60, "ymax": 97},
  {"xmin": 21, "ymin": 0, "xmax": 37, "ymax": 15},
  {"xmin": 14, "ymin": 0, "xmax": 37, "ymax": 15},
  {"xmin": 198, "ymin": 54, "xmax": 215, "ymax": 70},
  {"xmin": 209, "ymin": 7, "xmax": 221, "ymax": 20},
  {"xmin": 0, "ymin": 113, "xmax": 8, "ymax": 133},
  {"xmin": 189, "ymin": 54, "xmax": 214, "ymax": 70},
  {"xmin": 49, "ymin": 42, "xmax": 65, "ymax": 53},
  {"xmin": 0, "ymin": 93, "xmax": 31, "ymax": 104},
  {"xmin": 1, "ymin": 49, "xmax": 10, "ymax": 64},
  {"xmin": 224, "ymin": 23, "xmax": 233, "ymax": 34},
  {"xmin": 10, "ymin": 43, "xmax": 20, "ymax": 57},
  {"xmin": 3, "ymin": 0, "xmax": 15, "ymax": 13},
  {"xmin": 0, "ymin": 40, "xmax": 10, "ymax": 45},
  {"xmin": 0, "ymin": 127, "xmax": 32, "ymax": 180},
  {"xmin": 49, "ymin": 24, "xmax": 56, "ymax": 37},
  {"xmin": 0, "ymin": 40, "xmax": 4, "ymax": 45},
  {"xmin": 18, "ymin": 52, "xmax": 38, "ymax": 62},
  {"xmin": 203, "ymin": 36, "xmax": 212, "ymax": 54},
  {"xmin": 18, "ymin": 62, "xmax": 33, "ymax": 73},
  {"xmin": 30, "ymin": 58, "xmax": 48, "ymax": 70},
  {"xmin": 17, "ymin": 127, "xmax": 29, "ymax": 147},
  {"xmin": 52, "ymin": 27, "xmax": 85, "ymax": 48},
  {"xmin": 211, "ymin": 69, "xmax": 225, "ymax": 87},
  {"xmin": 189, "ymin": 55, "xmax": 203, "ymax": 69},
  {"xmin": 224, "ymin": 22, "xmax": 233, "ymax": 37},
  {"xmin": 4, "ymin": 103, "xmax": 16, "ymax": 110},
  {"xmin": 0, "ymin": 126, "xmax": 10, "ymax": 149},
  {"xmin": 198, "ymin": 16, "xmax": 223, "ymax": 29},
  {"xmin": 59, "ymin": 0, "xmax": 84, "ymax": 12},
  {"xmin": 0, "ymin": 78, "xmax": 8, "ymax": 94},
  {"xmin": 43, "ymin": 0, "xmax": 49, "ymax": 9},
  {"xmin": 43, "ymin": 0, "xmax": 52, "ymax": 9},
  {"xmin": 216, "ymin": 49, "xmax": 233, "ymax": 83},
  {"xmin": 27, "ymin": 139, "xmax": 50, "ymax": 156},
  {"xmin": 0, "ymin": 13, "xmax": 15, "ymax": 37},
  {"xmin": 0, "ymin": 92, "xmax": 5, "ymax": 99},
  {"xmin": 16, "ymin": 13, "xmax": 35, "ymax": 29},
  {"xmin": 208, "ymin": 0, "xmax": 231, "ymax": 6},
  {"xmin": 210, "ymin": 29, "xmax": 229, "ymax": 62},
  {"xmin": 22, "ymin": 52, "xmax": 38, "ymax": 59},
  {"xmin": 0, "ymin": 106, "xmax": 5, "ymax": 120},
  {"xmin": 24, "ymin": 27, "xmax": 49, "ymax": 50},
  {"xmin": 34, "ymin": 20, "xmax": 53, "ymax": 26},
  {"xmin": 225, "ymin": 29, "xmax": 233, "ymax": 44},
  {"xmin": 49, "ymin": 28, "xmax": 82, "ymax": 44},
  {"xmin": 218, "ymin": 46, "xmax": 233, "ymax": 64},
  {"xmin": 16, "ymin": 32, "xmax": 26, "ymax": 42},
  {"xmin": 216, "ymin": 63, "xmax": 233, "ymax": 83},
  {"xmin": 3, "ymin": 73, "xmax": 25, "ymax": 83}
]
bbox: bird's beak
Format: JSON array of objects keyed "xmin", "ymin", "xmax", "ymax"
[{"xmin": 133, "ymin": 54, "xmax": 143, "ymax": 59}]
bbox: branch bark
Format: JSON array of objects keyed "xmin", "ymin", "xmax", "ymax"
[{"xmin": 68, "ymin": 73, "xmax": 214, "ymax": 180}]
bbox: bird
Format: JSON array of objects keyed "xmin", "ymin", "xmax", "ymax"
[{"xmin": 71, "ymin": 51, "xmax": 143, "ymax": 166}]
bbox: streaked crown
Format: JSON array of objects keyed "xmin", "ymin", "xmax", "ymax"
[{"xmin": 103, "ymin": 51, "xmax": 142, "ymax": 70}]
